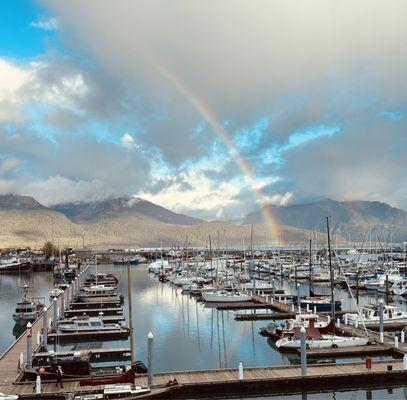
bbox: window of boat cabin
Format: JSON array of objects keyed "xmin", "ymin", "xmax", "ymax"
[
  {"xmin": 91, "ymin": 322, "xmax": 102, "ymax": 326},
  {"xmin": 77, "ymin": 322, "xmax": 89, "ymax": 326}
]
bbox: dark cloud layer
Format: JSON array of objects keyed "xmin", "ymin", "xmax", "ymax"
[{"xmin": 1, "ymin": 0, "xmax": 406, "ymax": 218}]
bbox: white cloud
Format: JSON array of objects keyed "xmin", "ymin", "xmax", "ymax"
[
  {"xmin": 23, "ymin": 176, "xmax": 115, "ymax": 206},
  {"xmin": 0, "ymin": 59, "xmax": 31, "ymax": 123},
  {"xmin": 30, "ymin": 17, "xmax": 58, "ymax": 31},
  {"xmin": 121, "ymin": 133, "xmax": 134, "ymax": 147},
  {"xmin": 0, "ymin": 57, "xmax": 89, "ymax": 122}
]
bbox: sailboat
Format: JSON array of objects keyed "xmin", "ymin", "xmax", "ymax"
[
  {"xmin": 275, "ymin": 324, "xmax": 369, "ymax": 351},
  {"xmin": 278, "ymin": 218, "xmax": 369, "ymax": 352},
  {"xmin": 202, "ymin": 290, "xmax": 251, "ymax": 303}
]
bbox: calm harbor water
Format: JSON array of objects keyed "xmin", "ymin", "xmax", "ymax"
[{"xmin": 1, "ymin": 264, "xmax": 407, "ymax": 399}]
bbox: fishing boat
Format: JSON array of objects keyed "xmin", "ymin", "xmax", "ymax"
[
  {"xmin": 344, "ymin": 304, "xmax": 407, "ymax": 326},
  {"xmin": 57, "ymin": 316, "xmax": 126, "ymax": 333},
  {"xmin": 202, "ymin": 290, "xmax": 251, "ymax": 303},
  {"xmin": 12, "ymin": 285, "xmax": 44, "ymax": 322}
]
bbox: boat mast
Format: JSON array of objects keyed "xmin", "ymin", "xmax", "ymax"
[
  {"xmin": 209, "ymin": 235, "xmax": 213, "ymax": 280},
  {"xmin": 250, "ymin": 224, "xmax": 254, "ymax": 283},
  {"xmin": 127, "ymin": 263, "xmax": 135, "ymax": 366},
  {"xmin": 326, "ymin": 217, "xmax": 335, "ymax": 324},
  {"xmin": 309, "ymin": 238, "xmax": 312, "ymax": 296}
]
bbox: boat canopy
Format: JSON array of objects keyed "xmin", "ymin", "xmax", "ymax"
[{"xmin": 293, "ymin": 327, "xmax": 323, "ymax": 340}]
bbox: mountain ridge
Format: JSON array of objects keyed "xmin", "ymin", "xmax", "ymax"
[
  {"xmin": 0, "ymin": 194, "xmax": 405, "ymax": 247},
  {"xmin": 52, "ymin": 196, "xmax": 203, "ymax": 225},
  {"xmin": 243, "ymin": 198, "xmax": 407, "ymax": 242}
]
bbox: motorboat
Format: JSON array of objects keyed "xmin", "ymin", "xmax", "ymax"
[
  {"xmin": 344, "ymin": 304, "xmax": 407, "ymax": 327},
  {"xmin": 202, "ymin": 290, "xmax": 251, "ymax": 303},
  {"xmin": 393, "ymin": 279, "xmax": 407, "ymax": 297},
  {"xmin": 49, "ymin": 287, "xmax": 64, "ymax": 301},
  {"xmin": 241, "ymin": 281, "xmax": 275, "ymax": 290},
  {"xmin": 0, "ymin": 257, "xmax": 31, "ymax": 273},
  {"xmin": 12, "ymin": 286, "xmax": 44, "ymax": 322},
  {"xmin": 57, "ymin": 316, "xmax": 126, "ymax": 333},
  {"xmin": 82, "ymin": 284, "xmax": 116, "ymax": 295},
  {"xmin": 299, "ymin": 296, "xmax": 341, "ymax": 312}
]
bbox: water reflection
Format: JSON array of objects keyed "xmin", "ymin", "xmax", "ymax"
[
  {"xmin": 2, "ymin": 264, "xmax": 407, "ymax": 399},
  {"xmin": 13, "ymin": 321, "xmax": 27, "ymax": 339}
]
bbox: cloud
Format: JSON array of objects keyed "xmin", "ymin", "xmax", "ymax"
[
  {"xmin": 30, "ymin": 17, "xmax": 58, "ymax": 31},
  {"xmin": 1, "ymin": 1, "xmax": 406, "ymax": 219},
  {"xmin": 0, "ymin": 156, "xmax": 20, "ymax": 175}
]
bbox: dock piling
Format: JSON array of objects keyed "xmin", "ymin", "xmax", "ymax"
[
  {"xmin": 53, "ymin": 299, "xmax": 58, "ymax": 325},
  {"xmin": 313, "ymin": 306, "xmax": 316, "ymax": 315},
  {"xmin": 404, "ymin": 354, "xmax": 407, "ymax": 369},
  {"xmin": 402, "ymin": 330, "xmax": 405, "ymax": 343},
  {"xmin": 147, "ymin": 332, "xmax": 153, "ymax": 386},
  {"xmin": 60, "ymin": 292, "xmax": 65, "ymax": 319},
  {"xmin": 27, "ymin": 322, "xmax": 32, "ymax": 369},
  {"xmin": 238, "ymin": 362, "xmax": 244, "ymax": 380},
  {"xmin": 42, "ymin": 307, "xmax": 48, "ymax": 349},
  {"xmin": 35, "ymin": 375, "xmax": 41, "ymax": 394},
  {"xmin": 336, "ymin": 318, "xmax": 340, "ymax": 328},
  {"xmin": 379, "ymin": 300, "xmax": 384, "ymax": 343},
  {"xmin": 19, "ymin": 352, "xmax": 24, "ymax": 370},
  {"xmin": 297, "ymin": 283, "xmax": 301, "ymax": 314},
  {"xmin": 395, "ymin": 336, "xmax": 399, "ymax": 348},
  {"xmin": 300, "ymin": 326, "xmax": 307, "ymax": 377}
]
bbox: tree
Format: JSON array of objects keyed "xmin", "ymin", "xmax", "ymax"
[{"xmin": 43, "ymin": 241, "xmax": 58, "ymax": 259}]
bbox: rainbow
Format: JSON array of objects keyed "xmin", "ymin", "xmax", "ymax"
[{"xmin": 146, "ymin": 55, "xmax": 281, "ymax": 244}]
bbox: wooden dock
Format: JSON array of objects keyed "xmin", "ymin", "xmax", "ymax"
[
  {"xmin": 0, "ymin": 295, "xmax": 62, "ymax": 393},
  {"xmin": 133, "ymin": 359, "xmax": 407, "ymax": 398},
  {"xmin": 301, "ymin": 344, "xmax": 394, "ymax": 359}
]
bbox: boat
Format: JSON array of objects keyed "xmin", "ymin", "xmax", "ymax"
[
  {"xmin": 113, "ymin": 257, "xmax": 140, "ymax": 265},
  {"xmin": 86, "ymin": 273, "xmax": 119, "ymax": 285},
  {"xmin": 79, "ymin": 366, "xmax": 138, "ymax": 386},
  {"xmin": 202, "ymin": 290, "xmax": 251, "ymax": 303},
  {"xmin": 12, "ymin": 285, "xmax": 44, "ymax": 322},
  {"xmin": 393, "ymin": 279, "xmax": 407, "ymax": 296},
  {"xmin": 23, "ymin": 356, "xmax": 146, "ymax": 382},
  {"xmin": 0, "ymin": 394, "xmax": 18, "ymax": 400},
  {"xmin": 0, "ymin": 257, "xmax": 31, "ymax": 273},
  {"xmin": 49, "ymin": 287, "xmax": 64, "ymax": 301},
  {"xmin": 259, "ymin": 314, "xmax": 330, "ymax": 341},
  {"xmin": 57, "ymin": 316, "xmax": 126, "ymax": 333},
  {"xmin": 82, "ymin": 284, "xmax": 117, "ymax": 296},
  {"xmin": 275, "ymin": 326, "xmax": 369, "ymax": 352},
  {"xmin": 74, "ymin": 384, "xmax": 179, "ymax": 399},
  {"xmin": 344, "ymin": 304, "xmax": 407, "ymax": 327},
  {"xmin": 300, "ymin": 296, "xmax": 342, "ymax": 312}
]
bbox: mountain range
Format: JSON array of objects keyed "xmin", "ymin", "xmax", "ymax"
[{"xmin": 0, "ymin": 194, "xmax": 406, "ymax": 248}]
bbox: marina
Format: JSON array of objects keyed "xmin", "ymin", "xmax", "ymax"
[{"xmin": 1, "ymin": 246, "xmax": 407, "ymax": 398}]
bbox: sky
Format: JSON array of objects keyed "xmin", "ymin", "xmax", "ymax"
[{"xmin": 0, "ymin": 0, "xmax": 406, "ymax": 221}]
